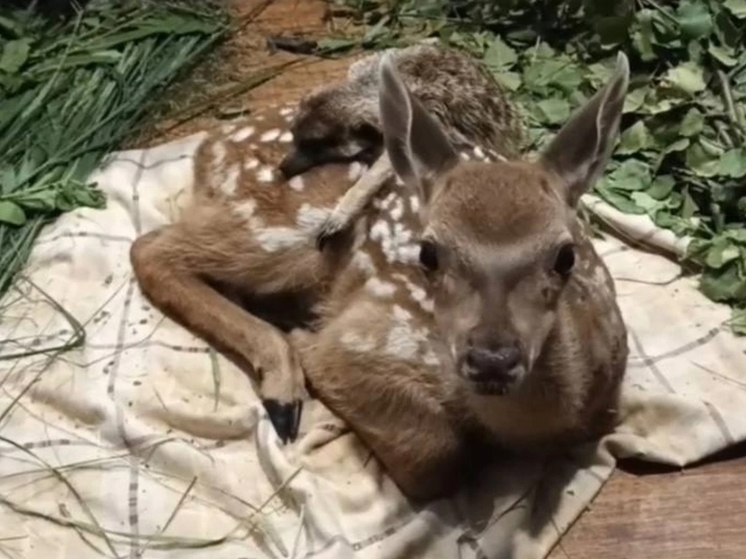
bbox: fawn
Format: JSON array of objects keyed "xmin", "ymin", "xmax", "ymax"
[
  {"xmin": 130, "ymin": 51, "xmax": 630, "ymax": 501},
  {"xmin": 278, "ymin": 43, "xmax": 524, "ymax": 248}
]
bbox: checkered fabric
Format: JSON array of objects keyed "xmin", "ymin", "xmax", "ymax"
[{"xmin": 1, "ymin": 130, "xmax": 745, "ymax": 559}]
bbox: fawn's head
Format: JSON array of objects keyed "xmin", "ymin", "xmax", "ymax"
[
  {"xmin": 279, "ymin": 84, "xmax": 383, "ymax": 179},
  {"xmin": 379, "ymin": 51, "xmax": 630, "ymax": 396}
]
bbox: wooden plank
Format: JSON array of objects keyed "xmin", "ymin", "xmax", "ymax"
[{"xmin": 549, "ymin": 445, "xmax": 746, "ymax": 559}]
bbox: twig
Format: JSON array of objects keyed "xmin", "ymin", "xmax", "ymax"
[{"xmin": 717, "ymin": 69, "xmax": 745, "ymax": 135}]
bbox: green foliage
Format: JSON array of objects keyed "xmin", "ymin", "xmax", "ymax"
[
  {"xmin": 0, "ymin": 0, "xmax": 228, "ymax": 298},
  {"xmin": 323, "ymin": 0, "xmax": 746, "ymax": 332}
]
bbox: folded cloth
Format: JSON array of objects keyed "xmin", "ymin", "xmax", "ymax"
[{"xmin": 1, "ymin": 124, "xmax": 745, "ymax": 559}]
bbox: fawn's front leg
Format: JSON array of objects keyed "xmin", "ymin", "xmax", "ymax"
[
  {"xmin": 130, "ymin": 218, "xmax": 317, "ymax": 443},
  {"xmin": 292, "ymin": 300, "xmax": 469, "ymax": 501}
]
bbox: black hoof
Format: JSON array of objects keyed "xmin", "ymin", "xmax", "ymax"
[
  {"xmin": 263, "ymin": 399, "xmax": 303, "ymax": 444},
  {"xmin": 315, "ymin": 223, "xmax": 350, "ymax": 252}
]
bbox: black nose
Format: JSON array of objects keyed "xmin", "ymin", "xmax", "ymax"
[{"xmin": 464, "ymin": 345, "xmax": 521, "ymax": 382}]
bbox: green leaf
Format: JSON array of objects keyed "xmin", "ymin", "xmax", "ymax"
[
  {"xmin": 607, "ymin": 159, "xmax": 653, "ymax": 191},
  {"xmin": 663, "ymin": 63, "xmax": 707, "ymax": 94},
  {"xmin": 699, "ymin": 264, "xmax": 746, "ymax": 303},
  {"xmin": 705, "ymin": 237, "xmax": 741, "ymax": 269},
  {"xmin": 623, "ymin": 87, "xmax": 649, "ymax": 113},
  {"xmin": 632, "ymin": 9, "xmax": 657, "ymax": 62},
  {"xmin": 594, "ymin": 183, "xmax": 647, "ymax": 214},
  {"xmin": 664, "ymin": 138, "xmax": 691, "ymax": 153},
  {"xmin": 0, "ymin": 38, "xmax": 32, "ymax": 74},
  {"xmin": 709, "ymin": 44, "xmax": 738, "ymax": 67},
  {"xmin": 484, "ymin": 35, "xmax": 517, "ymax": 71},
  {"xmin": 686, "ymin": 142, "xmax": 722, "ymax": 177},
  {"xmin": 0, "ymin": 200, "xmax": 27, "ymax": 225},
  {"xmin": 718, "ymin": 149, "xmax": 746, "ymax": 178},
  {"xmin": 727, "ymin": 308, "xmax": 746, "ymax": 336},
  {"xmin": 676, "ymin": 1, "xmax": 713, "ymax": 39},
  {"xmin": 617, "ymin": 121, "xmax": 654, "ymax": 154},
  {"xmin": 680, "ymin": 107, "xmax": 705, "ymax": 137},
  {"xmin": 631, "ymin": 191, "xmax": 666, "ymax": 214},
  {"xmin": 682, "ymin": 187, "xmax": 699, "ymax": 219},
  {"xmin": 647, "ymin": 175, "xmax": 676, "ymax": 199},
  {"xmin": 535, "ymin": 98, "xmax": 570, "ymax": 125},
  {"xmin": 724, "ymin": 0, "xmax": 746, "ymax": 18},
  {"xmin": 494, "ymin": 71, "xmax": 521, "ymax": 91}
]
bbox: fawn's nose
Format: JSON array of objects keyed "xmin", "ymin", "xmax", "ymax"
[{"xmin": 463, "ymin": 344, "xmax": 522, "ymax": 383}]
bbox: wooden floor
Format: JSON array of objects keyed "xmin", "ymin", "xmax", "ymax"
[
  {"xmin": 548, "ymin": 443, "xmax": 746, "ymax": 558},
  {"xmin": 134, "ymin": 1, "xmax": 746, "ymax": 556}
]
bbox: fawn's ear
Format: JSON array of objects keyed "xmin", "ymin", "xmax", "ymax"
[
  {"xmin": 378, "ymin": 52, "xmax": 459, "ymax": 205},
  {"xmin": 540, "ymin": 52, "xmax": 630, "ymax": 207}
]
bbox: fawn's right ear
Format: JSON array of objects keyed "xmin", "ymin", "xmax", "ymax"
[{"xmin": 378, "ymin": 52, "xmax": 459, "ymax": 206}]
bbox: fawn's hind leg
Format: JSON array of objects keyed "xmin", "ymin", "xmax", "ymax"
[
  {"xmin": 130, "ymin": 206, "xmax": 326, "ymax": 443},
  {"xmin": 316, "ymin": 153, "xmax": 394, "ymax": 250}
]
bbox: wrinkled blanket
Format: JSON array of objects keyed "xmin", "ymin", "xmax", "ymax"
[{"xmin": 1, "ymin": 127, "xmax": 746, "ymax": 559}]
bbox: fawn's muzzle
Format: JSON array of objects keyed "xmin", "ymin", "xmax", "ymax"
[{"xmin": 460, "ymin": 343, "xmax": 523, "ymax": 394}]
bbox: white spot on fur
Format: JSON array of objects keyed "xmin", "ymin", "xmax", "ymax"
[
  {"xmin": 390, "ymin": 198, "xmax": 404, "ymax": 221},
  {"xmin": 395, "ymin": 176, "xmax": 405, "ymax": 186},
  {"xmin": 211, "ymin": 142, "xmax": 227, "ymax": 170},
  {"xmin": 296, "ymin": 204, "xmax": 330, "ymax": 232},
  {"xmin": 288, "ymin": 176, "xmax": 304, "ymax": 191},
  {"xmin": 352, "ymin": 251, "xmax": 376, "ymax": 276},
  {"xmin": 473, "ymin": 146, "xmax": 485, "ymax": 160},
  {"xmin": 348, "ymin": 162, "xmax": 365, "ymax": 181},
  {"xmin": 365, "ymin": 277, "xmax": 397, "ymax": 298},
  {"xmin": 280, "ymin": 107, "xmax": 294, "ymax": 117},
  {"xmin": 260, "ymin": 128, "xmax": 280, "ymax": 142},
  {"xmin": 257, "ymin": 166, "xmax": 274, "ymax": 183},
  {"xmin": 221, "ymin": 164, "xmax": 241, "ymax": 196},
  {"xmin": 341, "ymin": 331, "xmax": 376, "ymax": 353},
  {"xmin": 410, "ymin": 196, "xmax": 420, "ymax": 214},
  {"xmin": 279, "ymin": 131, "xmax": 293, "ymax": 143},
  {"xmin": 245, "ymin": 203, "xmax": 331, "ymax": 253},
  {"xmin": 230, "ymin": 126, "xmax": 255, "ymax": 142},
  {"xmin": 369, "ymin": 219, "xmax": 391, "ymax": 244},
  {"xmin": 234, "ymin": 199, "xmax": 257, "ymax": 221},
  {"xmin": 382, "ymin": 192, "xmax": 396, "ymax": 210},
  {"xmin": 254, "ymin": 228, "xmax": 305, "ymax": 252},
  {"xmin": 384, "ymin": 305, "xmax": 428, "ymax": 360},
  {"xmin": 422, "ymin": 349, "xmax": 440, "ymax": 366},
  {"xmin": 459, "ymin": 152, "xmax": 470, "ymax": 161},
  {"xmin": 244, "ymin": 159, "xmax": 259, "ymax": 170},
  {"xmin": 396, "ymin": 244, "xmax": 420, "ymax": 265},
  {"xmin": 420, "ymin": 298, "xmax": 434, "ymax": 313}
]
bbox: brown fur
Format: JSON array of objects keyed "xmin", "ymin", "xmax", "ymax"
[{"xmin": 130, "ymin": 53, "xmax": 631, "ymax": 502}]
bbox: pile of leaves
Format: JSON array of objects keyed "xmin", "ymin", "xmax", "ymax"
[
  {"xmin": 0, "ymin": 0, "xmax": 228, "ymax": 299},
  {"xmin": 320, "ymin": 0, "xmax": 746, "ymax": 332}
]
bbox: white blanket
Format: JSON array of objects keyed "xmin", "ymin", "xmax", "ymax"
[{"xmin": 1, "ymin": 128, "xmax": 745, "ymax": 559}]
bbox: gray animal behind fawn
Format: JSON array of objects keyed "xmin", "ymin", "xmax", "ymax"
[{"xmin": 279, "ymin": 42, "xmax": 525, "ymax": 248}]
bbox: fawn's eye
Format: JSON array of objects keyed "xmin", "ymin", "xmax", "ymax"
[
  {"xmin": 419, "ymin": 240, "xmax": 439, "ymax": 272},
  {"xmin": 553, "ymin": 243, "xmax": 576, "ymax": 276}
]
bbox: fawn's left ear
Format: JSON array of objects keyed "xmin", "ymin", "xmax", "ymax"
[
  {"xmin": 378, "ymin": 51, "xmax": 459, "ymax": 206},
  {"xmin": 540, "ymin": 52, "xmax": 630, "ymax": 207}
]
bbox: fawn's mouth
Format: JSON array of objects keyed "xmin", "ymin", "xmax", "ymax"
[{"xmin": 458, "ymin": 364, "xmax": 527, "ymax": 396}]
